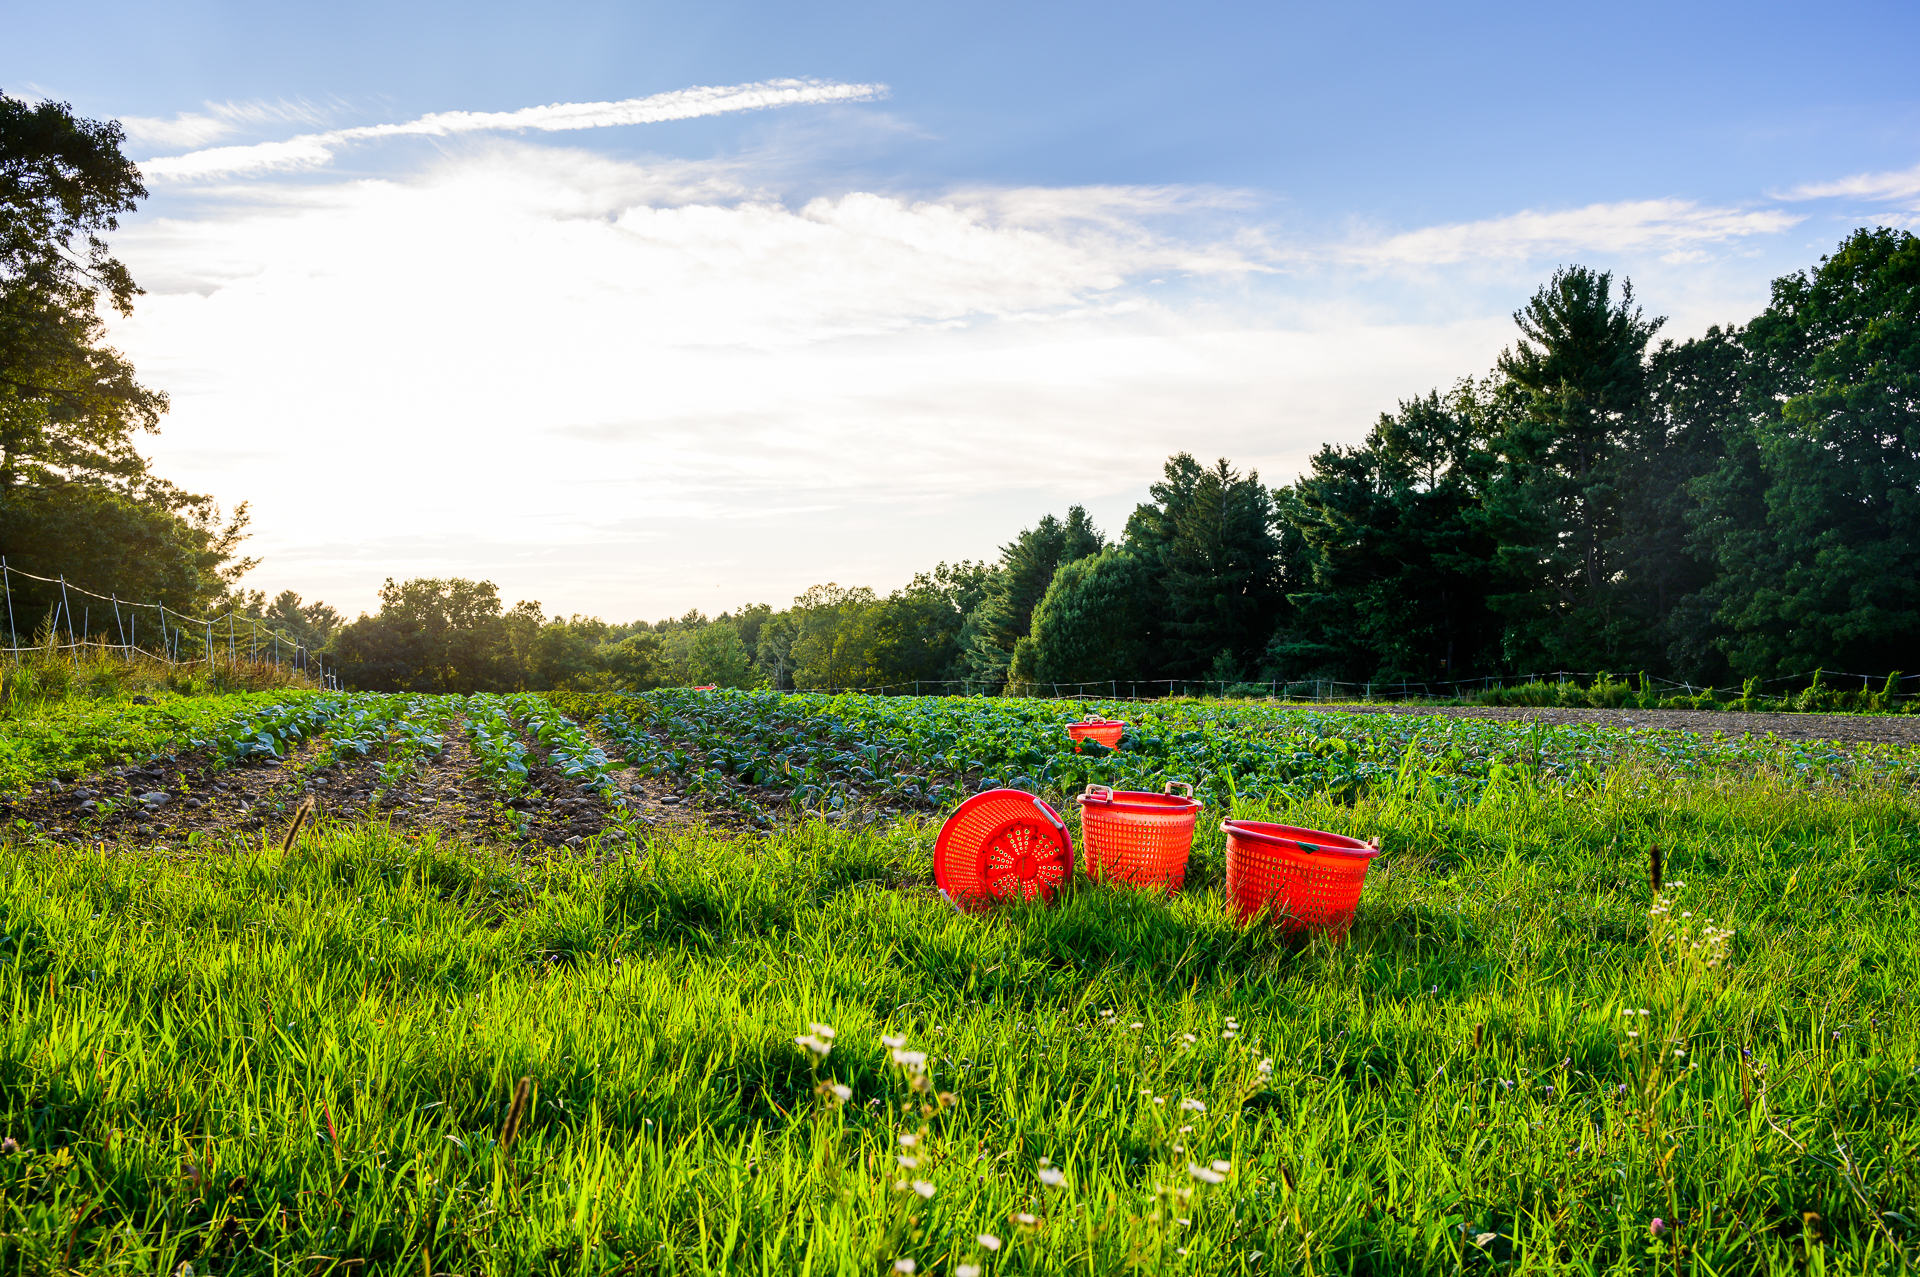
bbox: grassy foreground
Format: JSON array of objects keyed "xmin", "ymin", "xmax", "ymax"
[{"xmin": 1, "ymin": 770, "xmax": 1916, "ymax": 1274}]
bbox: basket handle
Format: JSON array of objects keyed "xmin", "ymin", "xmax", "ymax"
[
  {"xmin": 1081, "ymin": 784, "xmax": 1114, "ymax": 803},
  {"xmin": 1162, "ymin": 781, "xmax": 1194, "ymax": 798}
]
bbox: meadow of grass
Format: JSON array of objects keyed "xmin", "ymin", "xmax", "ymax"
[
  {"xmin": 2, "ymin": 755, "xmax": 1916, "ymax": 1274},
  {"xmin": 0, "ymin": 642, "xmax": 320, "ymax": 715}
]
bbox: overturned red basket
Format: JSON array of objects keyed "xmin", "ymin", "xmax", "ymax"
[
  {"xmin": 934, "ymin": 789, "xmax": 1075, "ymax": 912},
  {"xmin": 1065, "ymin": 716, "xmax": 1126, "ymax": 751},
  {"xmin": 1222, "ymin": 820, "xmax": 1380, "ymax": 937},
  {"xmin": 1076, "ymin": 783, "xmax": 1204, "ymax": 893}
]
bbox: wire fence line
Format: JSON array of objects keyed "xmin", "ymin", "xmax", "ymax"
[
  {"xmin": 765, "ymin": 669, "xmax": 1920, "ymax": 701},
  {"xmin": 2, "ymin": 557, "xmax": 1903, "ymax": 705},
  {"xmin": 0, "ymin": 558, "xmax": 339, "ymax": 689}
]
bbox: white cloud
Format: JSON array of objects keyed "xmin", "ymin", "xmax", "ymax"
[
  {"xmin": 1775, "ymin": 161, "xmax": 1920, "ymax": 204},
  {"xmin": 139, "ymin": 79, "xmax": 889, "ymax": 179},
  {"xmin": 1343, "ymin": 198, "xmax": 1800, "ymax": 265}
]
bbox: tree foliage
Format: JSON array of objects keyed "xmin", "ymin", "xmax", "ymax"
[
  {"xmin": 1, "ymin": 92, "xmax": 165, "ymax": 494},
  {"xmin": 1692, "ymin": 227, "xmax": 1920, "ymax": 677},
  {"xmin": 0, "ymin": 91, "xmax": 259, "ymax": 637}
]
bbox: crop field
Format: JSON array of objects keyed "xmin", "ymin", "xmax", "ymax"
[{"xmin": 1, "ymin": 690, "xmax": 1917, "ymax": 1273}]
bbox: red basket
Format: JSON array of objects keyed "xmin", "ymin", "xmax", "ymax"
[
  {"xmin": 1222, "ymin": 820, "xmax": 1379, "ymax": 936},
  {"xmin": 1076, "ymin": 783, "xmax": 1203, "ymax": 892},
  {"xmin": 1065, "ymin": 716, "xmax": 1126, "ymax": 750},
  {"xmin": 934, "ymin": 789, "xmax": 1075, "ymax": 912}
]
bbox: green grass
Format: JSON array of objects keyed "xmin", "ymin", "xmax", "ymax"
[{"xmin": 2, "ymin": 763, "xmax": 1917, "ymax": 1273}]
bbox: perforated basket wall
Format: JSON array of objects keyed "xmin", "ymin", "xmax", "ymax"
[
  {"xmin": 1065, "ymin": 720, "xmax": 1126, "ymax": 749},
  {"xmin": 1222, "ymin": 821, "xmax": 1377, "ymax": 936},
  {"xmin": 1077, "ymin": 789, "xmax": 1203, "ymax": 892},
  {"xmin": 934, "ymin": 789, "xmax": 1074, "ymax": 912}
]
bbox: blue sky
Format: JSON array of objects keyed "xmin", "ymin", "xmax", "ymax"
[{"xmin": 5, "ymin": 1, "xmax": 1918, "ymax": 619}]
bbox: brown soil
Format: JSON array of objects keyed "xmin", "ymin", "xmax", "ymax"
[
  {"xmin": 1306, "ymin": 703, "xmax": 1920, "ymax": 748},
  {"xmin": 3, "ymin": 715, "xmax": 747, "ymax": 850}
]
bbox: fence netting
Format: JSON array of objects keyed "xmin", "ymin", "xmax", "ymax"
[{"xmin": 1, "ymin": 558, "xmax": 339, "ymax": 689}]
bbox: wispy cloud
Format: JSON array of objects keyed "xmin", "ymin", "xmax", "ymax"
[
  {"xmin": 1775, "ymin": 161, "xmax": 1920, "ymax": 204},
  {"xmin": 120, "ymin": 98, "xmax": 334, "ymax": 149},
  {"xmin": 1343, "ymin": 198, "xmax": 1800, "ymax": 265},
  {"xmin": 140, "ymin": 79, "xmax": 890, "ymax": 179}
]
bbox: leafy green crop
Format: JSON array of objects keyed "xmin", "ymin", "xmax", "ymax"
[
  {"xmin": 463, "ymin": 695, "xmax": 531, "ymax": 793},
  {"xmin": 0, "ymin": 691, "xmax": 327, "ymax": 795},
  {"xmin": 514, "ymin": 694, "xmax": 614, "ymax": 789},
  {"xmin": 589, "ymin": 689, "xmax": 1920, "ymax": 817},
  {"xmin": 202, "ymin": 696, "xmax": 348, "ymax": 762}
]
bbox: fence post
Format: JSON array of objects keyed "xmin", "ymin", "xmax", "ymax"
[
  {"xmin": 206, "ymin": 621, "xmax": 214, "ymax": 670},
  {"xmin": 58, "ymin": 575, "xmax": 75, "ymax": 649},
  {"xmin": 1, "ymin": 557, "xmax": 13, "ymax": 665}
]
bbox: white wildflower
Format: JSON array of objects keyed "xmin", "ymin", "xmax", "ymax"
[
  {"xmin": 912, "ymin": 1180, "xmax": 935, "ymax": 1198},
  {"xmin": 977, "ymin": 1234, "xmax": 1001, "ymax": 1251}
]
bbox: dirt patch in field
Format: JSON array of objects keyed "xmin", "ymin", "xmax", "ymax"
[
  {"xmin": 3, "ymin": 715, "xmax": 749, "ymax": 851},
  {"xmin": 1306, "ymin": 703, "xmax": 1920, "ymax": 748}
]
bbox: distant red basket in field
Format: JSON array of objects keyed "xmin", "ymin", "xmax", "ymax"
[
  {"xmin": 1065, "ymin": 716, "xmax": 1126, "ymax": 750},
  {"xmin": 934, "ymin": 789, "xmax": 1074, "ymax": 912},
  {"xmin": 693, "ymin": 684, "xmax": 717, "ymax": 691},
  {"xmin": 1076, "ymin": 783, "xmax": 1203, "ymax": 893},
  {"xmin": 1222, "ymin": 820, "xmax": 1380, "ymax": 937}
]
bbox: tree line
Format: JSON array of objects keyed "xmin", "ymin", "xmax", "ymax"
[{"xmin": 4, "ymin": 94, "xmax": 1913, "ymax": 694}]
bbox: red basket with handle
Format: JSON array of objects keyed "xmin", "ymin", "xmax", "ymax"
[
  {"xmin": 1222, "ymin": 820, "xmax": 1380, "ymax": 936},
  {"xmin": 1076, "ymin": 783, "xmax": 1203, "ymax": 892},
  {"xmin": 1065, "ymin": 716, "xmax": 1126, "ymax": 751},
  {"xmin": 934, "ymin": 789, "xmax": 1075, "ymax": 913}
]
